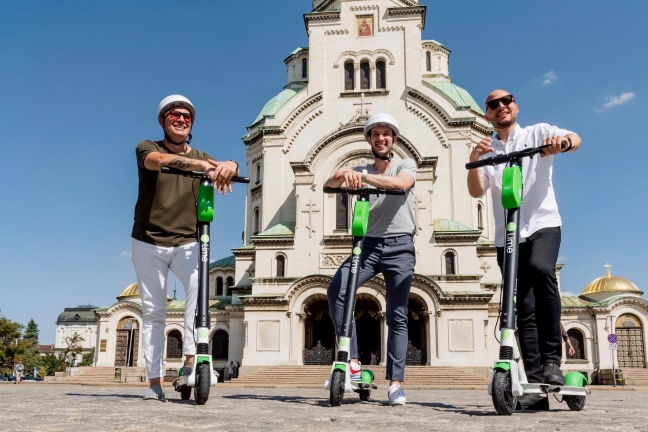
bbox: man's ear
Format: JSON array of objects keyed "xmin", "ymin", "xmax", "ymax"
[
  {"xmin": 484, "ymin": 112, "xmax": 491, "ymax": 123},
  {"xmin": 158, "ymin": 117, "xmax": 164, "ymax": 128},
  {"xmin": 365, "ymin": 135, "xmax": 372, "ymax": 144}
]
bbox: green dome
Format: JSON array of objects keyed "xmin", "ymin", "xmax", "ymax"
[
  {"xmin": 253, "ymin": 88, "xmax": 303, "ymax": 124},
  {"xmin": 56, "ymin": 306, "xmax": 97, "ymax": 324},
  {"xmin": 424, "ymin": 80, "xmax": 484, "ymax": 115}
]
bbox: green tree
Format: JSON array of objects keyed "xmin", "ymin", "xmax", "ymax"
[
  {"xmin": 39, "ymin": 353, "xmax": 62, "ymax": 376},
  {"xmin": 24, "ymin": 319, "xmax": 39, "ymax": 343},
  {"xmin": 0, "ymin": 316, "xmax": 23, "ymax": 376},
  {"xmin": 62, "ymin": 332, "xmax": 85, "ymax": 367},
  {"xmin": 78, "ymin": 347, "xmax": 95, "ymax": 367}
]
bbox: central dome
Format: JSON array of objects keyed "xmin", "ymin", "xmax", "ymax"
[{"xmin": 582, "ymin": 263, "xmax": 642, "ymax": 297}]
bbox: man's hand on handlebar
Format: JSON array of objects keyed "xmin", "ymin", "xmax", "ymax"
[
  {"xmin": 469, "ymin": 137, "xmax": 494, "ymax": 165},
  {"xmin": 333, "ymin": 168, "xmax": 364, "ymax": 190},
  {"xmin": 541, "ymin": 136, "xmax": 567, "ymax": 158},
  {"xmin": 205, "ymin": 159, "xmax": 238, "ymax": 195}
]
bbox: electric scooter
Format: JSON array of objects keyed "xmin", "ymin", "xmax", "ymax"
[
  {"xmin": 162, "ymin": 166, "xmax": 249, "ymax": 405},
  {"xmin": 322, "ymin": 184, "xmax": 406, "ymax": 406},
  {"xmin": 466, "ymin": 144, "xmax": 589, "ymax": 415}
]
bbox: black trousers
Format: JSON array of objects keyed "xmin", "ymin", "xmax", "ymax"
[{"xmin": 496, "ymin": 227, "xmax": 562, "ymax": 383}]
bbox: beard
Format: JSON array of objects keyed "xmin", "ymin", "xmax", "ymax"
[{"xmin": 491, "ymin": 111, "xmax": 516, "ymax": 129}]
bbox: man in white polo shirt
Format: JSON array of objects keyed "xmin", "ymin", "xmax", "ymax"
[{"xmin": 467, "ymin": 90, "xmax": 582, "ymax": 407}]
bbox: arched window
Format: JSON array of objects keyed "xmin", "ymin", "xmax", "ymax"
[
  {"xmin": 477, "ymin": 202, "xmax": 484, "ymax": 230},
  {"xmin": 567, "ymin": 328, "xmax": 585, "ymax": 360},
  {"xmin": 166, "ymin": 330, "xmax": 183, "ymax": 359},
  {"xmin": 376, "ymin": 60, "xmax": 386, "ymax": 89},
  {"xmin": 336, "ymin": 193, "xmax": 349, "ymax": 230},
  {"xmin": 302, "ymin": 58, "xmax": 308, "ymax": 79},
  {"xmin": 216, "ymin": 277, "xmax": 223, "ymax": 296},
  {"xmin": 211, "ymin": 330, "xmax": 229, "ymax": 360},
  {"xmin": 253, "ymin": 207, "xmax": 260, "ymax": 234},
  {"xmin": 226, "ymin": 276, "xmax": 234, "ymax": 295},
  {"xmin": 426, "ymin": 51, "xmax": 431, "ymax": 71},
  {"xmin": 360, "ymin": 61, "xmax": 370, "ymax": 89},
  {"xmin": 444, "ymin": 250, "xmax": 457, "ymax": 275},
  {"xmin": 276, "ymin": 255, "xmax": 286, "ymax": 277},
  {"xmin": 255, "ymin": 164, "xmax": 261, "ymax": 184},
  {"xmin": 344, "ymin": 61, "xmax": 354, "ymax": 90}
]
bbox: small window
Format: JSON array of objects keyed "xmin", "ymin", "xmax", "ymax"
[
  {"xmin": 567, "ymin": 328, "xmax": 585, "ymax": 360},
  {"xmin": 426, "ymin": 51, "xmax": 431, "ymax": 72},
  {"xmin": 360, "ymin": 61, "xmax": 370, "ymax": 90},
  {"xmin": 255, "ymin": 164, "xmax": 261, "ymax": 184},
  {"xmin": 302, "ymin": 58, "xmax": 308, "ymax": 79},
  {"xmin": 336, "ymin": 193, "xmax": 349, "ymax": 230},
  {"xmin": 226, "ymin": 276, "xmax": 234, "ymax": 296},
  {"xmin": 166, "ymin": 330, "xmax": 183, "ymax": 359},
  {"xmin": 216, "ymin": 277, "xmax": 223, "ymax": 296},
  {"xmin": 376, "ymin": 60, "xmax": 386, "ymax": 89},
  {"xmin": 477, "ymin": 203, "xmax": 484, "ymax": 230},
  {"xmin": 344, "ymin": 62, "xmax": 355, "ymax": 90},
  {"xmin": 445, "ymin": 251, "xmax": 456, "ymax": 275},
  {"xmin": 276, "ymin": 255, "xmax": 286, "ymax": 277},
  {"xmin": 253, "ymin": 207, "xmax": 260, "ymax": 234}
]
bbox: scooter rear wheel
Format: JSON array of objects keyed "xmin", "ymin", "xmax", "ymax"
[
  {"xmin": 194, "ymin": 363, "xmax": 211, "ymax": 405},
  {"xmin": 330, "ymin": 369, "xmax": 345, "ymax": 406},
  {"xmin": 491, "ymin": 370, "xmax": 517, "ymax": 415},
  {"xmin": 180, "ymin": 386, "xmax": 192, "ymax": 400},
  {"xmin": 359, "ymin": 390, "xmax": 370, "ymax": 401},
  {"xmin": 564, "ymin": 395, "xmax": 586, "ymax": 411}
]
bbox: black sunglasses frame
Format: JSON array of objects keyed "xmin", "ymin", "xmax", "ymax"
[{"xmin": 485, "ymin": 95, "xmax": 515, "ymax": 110}]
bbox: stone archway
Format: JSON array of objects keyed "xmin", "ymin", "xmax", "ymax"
[
  {"xmin": 115, "ymin": 317, "xmax": 139, "ymax": 367},
  {"xmin": 303, "ymin": 299, "xmax": 336, "ymax": 354},
  {"xmin": 354, "ymin": 297, "xmax": 381, "ymax": 366},
  {"xmin": 407, "ymin": 298, "xmax": 427, "ymax": 365},
  {"xmin": 616, "ymin": 314, "xmax": 646, "ymax": 368}
]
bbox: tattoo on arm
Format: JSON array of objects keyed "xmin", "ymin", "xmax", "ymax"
[{"xmin": 168, "ymin": 158, "xmax": 193, "ymax": 169}]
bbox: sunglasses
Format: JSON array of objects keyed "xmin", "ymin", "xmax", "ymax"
[
  {"xmin": 485, "ymin": 95, "xmax": 515, "ymax": 110},
  {"xmin": 166, "ymin": 110, "xmax": 193, "ymax": 122}
]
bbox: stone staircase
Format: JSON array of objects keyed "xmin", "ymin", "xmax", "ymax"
[
  {"xmin": 601, "ymin": 368, "xmax": 648, "ymax": 386},
  {"xmin": 225, "ymin": 365, "xmax": 490, "ymax": 389},
  {"xmin": 54, "ymin": 366, "xmax": 148, "ymax": 384}
]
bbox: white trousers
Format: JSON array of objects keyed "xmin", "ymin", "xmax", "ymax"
[{"xmin": 131, "ymin": 238, "xmax": 198, "ymax": 379}]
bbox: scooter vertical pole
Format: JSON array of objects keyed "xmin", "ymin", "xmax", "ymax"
[
  {"xmin": 196, "ymin": 178, "xmax": 213, "ymax": 355},
  {"xmin": 337, "ymin": 236, "xmax": 364, "ymax": 362}
]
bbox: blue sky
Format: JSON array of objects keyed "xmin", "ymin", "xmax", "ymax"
[{"xmin": 1, "ymin": 1, "xmax": 646, "ymax": 343}]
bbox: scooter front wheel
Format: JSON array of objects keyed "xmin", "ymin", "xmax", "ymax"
[
  {"xmin": 194, "ymin": 363, "xmax": 211, "ymax": 405},
  {"xmin": 564, "ymin": 395, "xmax": 586, "ymax": 411},
  {"xmin": 180, "ymin": 386, "xmax": 192, "ymax": 400},
  {"xmin": 330, "ymin": 369, "xmax": 345, "ymax": 406},
  {"xmin": 491, "ymin": 370, "xmax": 517, "ymax": 415}
]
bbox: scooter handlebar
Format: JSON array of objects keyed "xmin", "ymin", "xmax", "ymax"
[
  {"xmin": 465, "ymin": 142, "xmax": 565, "ymax": 170},
  {"xmin": 323, "ymin": 186, "xmax": 407, "ymax": 195},
  {"xmin": 161, "ymin": 166, "xmax": 250, "ymax": 183}
]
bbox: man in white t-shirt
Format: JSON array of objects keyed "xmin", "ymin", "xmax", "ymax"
[{"xmin": 467, "ymin": 90, "xmax": 582, "ymax": 405}]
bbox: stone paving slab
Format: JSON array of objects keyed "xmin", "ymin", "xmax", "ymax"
[{"xmin": 2, "ymin": 384, "xmax": 648, "ymax": 432}]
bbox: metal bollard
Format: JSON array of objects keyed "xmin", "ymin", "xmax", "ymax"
[{"xmin": 115, "ymin": 367, "xmax": 122, "ymax": 382}]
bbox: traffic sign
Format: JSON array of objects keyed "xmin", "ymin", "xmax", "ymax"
[
  {"xmin": 607, "ymin": 333, "xmax": 618, "ymax": 344},
  {"xmin": 609, "ymin": 343, "xmax": 618, "ymax": 350}
]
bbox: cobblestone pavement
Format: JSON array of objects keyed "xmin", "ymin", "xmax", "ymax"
[{"xmin": 2, "ymin": 383, "xmax": 648, "ymax": 432}]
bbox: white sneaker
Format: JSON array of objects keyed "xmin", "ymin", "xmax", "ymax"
[
  {"xmin": 388, "ymin": 384, "xmax": 406, "ymax": 406},
  {"xmin": 349, "ymin": 361, "xmax": 362, "ymax": 380}
]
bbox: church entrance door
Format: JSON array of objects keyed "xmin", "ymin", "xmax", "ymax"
[
  {"xmin": 616, "ymin": 314, "xmax": 646, "ymax": 368},
  {"xmin": 303, "ymin": 300, "xmax": 335, "ymax": 364}
]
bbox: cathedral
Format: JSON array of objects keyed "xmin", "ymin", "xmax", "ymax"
[{"xmin": 55, "ymin": 0, "xmax": 647, "ymax": 383}]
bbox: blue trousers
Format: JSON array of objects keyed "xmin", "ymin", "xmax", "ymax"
[{"xmin": 327, "ymin": 234, "xmax": 415, "ymax": 381}]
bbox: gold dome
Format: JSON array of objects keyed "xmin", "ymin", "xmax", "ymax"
[
  {"xmin": 117, "ymin": 283, "xmax": 172, "ymax": 301},
  {"xmin": 117, "ymin": 283, "xmax": 139, "ymax": 300},
  {"xmin": 582, "ymin": 263, "xmax": 641, "ymax": 296}
]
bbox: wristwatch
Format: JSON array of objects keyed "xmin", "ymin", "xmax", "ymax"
[{"xmin": 361, "ymin": 169, "xmax": 368, "ymax": 184}]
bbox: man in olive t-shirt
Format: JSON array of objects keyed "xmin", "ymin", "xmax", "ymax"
[{"xmin": 131, "ymin": 95, "xmax": 240, "ymax": 401}]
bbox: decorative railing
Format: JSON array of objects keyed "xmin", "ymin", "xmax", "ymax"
[{"xmin": 303, "ymin": 341, "xmax": 333, "ymax": 365}]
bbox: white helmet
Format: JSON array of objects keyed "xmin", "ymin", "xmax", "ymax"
[
  {"xmin": 363, "ymin": 113, "xmax": 400, "ymax": 137},
  {"xmin": 157, "ymin": 95, "xmax": 196, "ymax": 119}
]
